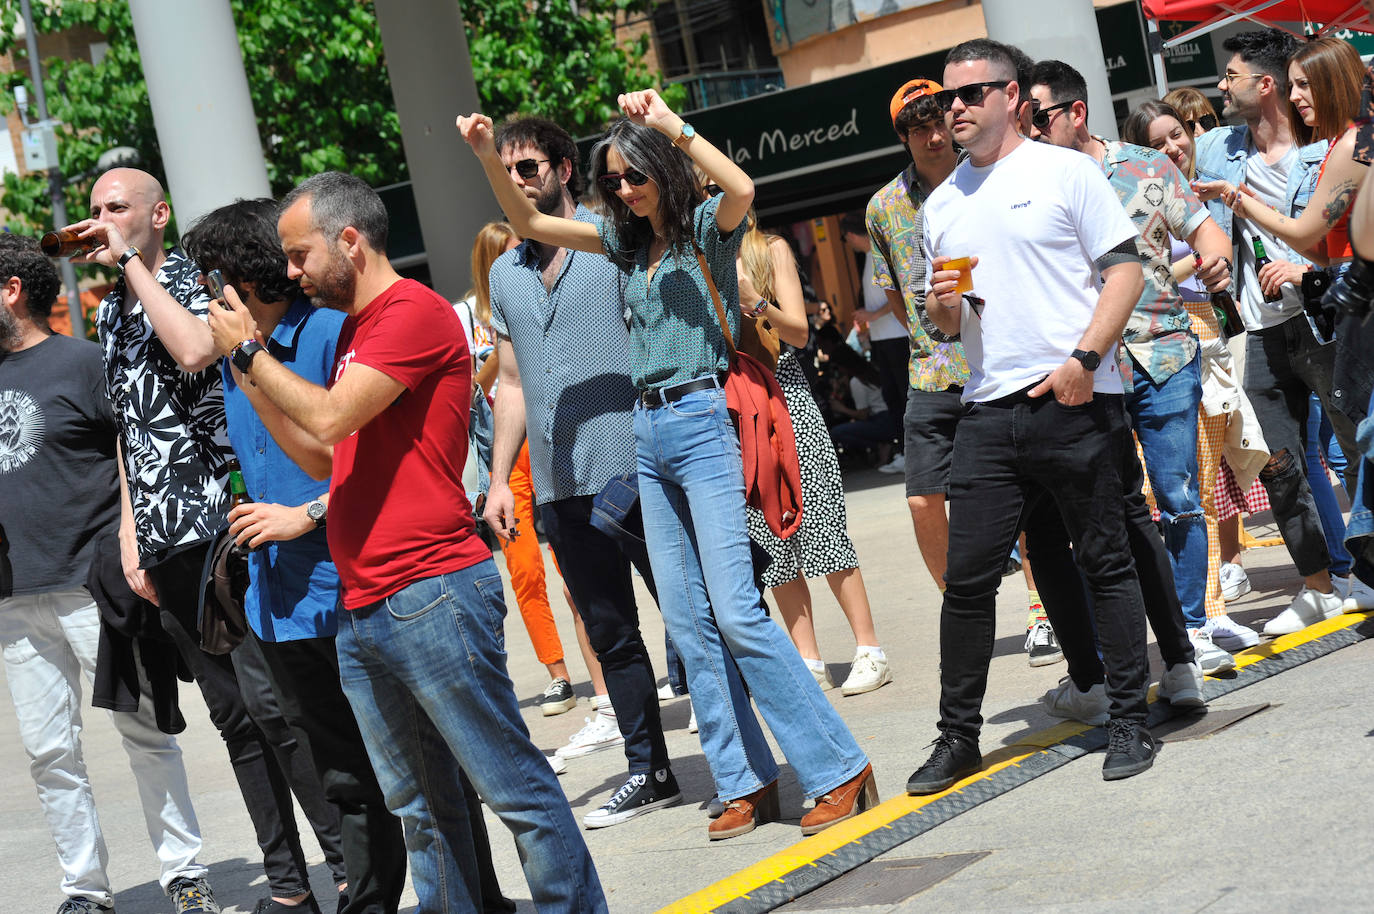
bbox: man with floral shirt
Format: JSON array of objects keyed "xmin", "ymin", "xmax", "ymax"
[
  {"xmin": 72, "ymin": 168, "xmax": 340, "ymax": 914},
  {"xmin": 1028, "ymin": 61, "xmax": 1238, "ymax": 713}
]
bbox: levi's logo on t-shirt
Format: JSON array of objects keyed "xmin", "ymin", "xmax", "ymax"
[{"xmin": 1010, "ymin": 200, "xmax": 1031, "ymax": 209}]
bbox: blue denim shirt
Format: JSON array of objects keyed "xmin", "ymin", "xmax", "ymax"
[
  {"xmin": 1194, "ymin": 125, "xmax": 1326, "ymax": 244},
  {"xmin": 222, "ymin": 298, "xmax": 346, "ymax": 641},
  {"xmin": 488, "ymin": 205, "xmax": 638, "ymax": 505}
]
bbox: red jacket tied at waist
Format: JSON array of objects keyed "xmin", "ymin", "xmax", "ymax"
[{"xmin": 724, "ymin": 351, "xmax": 803, "ymax": 539}]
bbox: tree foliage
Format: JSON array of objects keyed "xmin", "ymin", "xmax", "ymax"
[{"xmin": 0, "ymin": 0, "xmax": 681, "ymax": 234}]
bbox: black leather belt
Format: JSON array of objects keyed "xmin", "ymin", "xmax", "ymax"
[{"xmin": 639, "ymin": 373, "xmax": 724, "ymax": 408}]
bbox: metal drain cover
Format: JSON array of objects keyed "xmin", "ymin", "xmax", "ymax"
[
  {"xmin": 1155, "ymin": 703, "xmax": 1271, "ymax": 742},
  {"xmin": 777, "ymin": 852, "xmax": 990, "ymax": 910}
]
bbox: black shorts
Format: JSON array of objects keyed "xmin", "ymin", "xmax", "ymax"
[{"xmin": 904, "ymin": 386, "xmax": 964, "ymax": 497}]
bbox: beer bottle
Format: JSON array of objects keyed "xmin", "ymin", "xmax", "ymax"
[
  {"xmin": 1194, "ymin": 251, "xmax": 1243, "ymax": 336},
  {"xmin": 1252, "ymin": 237, "xmax": 1283, "ymax": 303},
  {"xmin": 227, "ymin": 459, "xmax": 251, "ymax": 509},
  {"xmin": 40, "ymin": 229, "xmax": 94, "ymax": 258}
]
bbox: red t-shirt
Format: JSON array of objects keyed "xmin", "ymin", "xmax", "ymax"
[{"xmin": 327, "ymin": 278, "xmax": 489, "ymax": 608}]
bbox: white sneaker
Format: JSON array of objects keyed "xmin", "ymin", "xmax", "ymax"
[
  {"xmin": 1157, "ymin": 661, "xmax": 1205, "ymax": 709},
  {"xmin": 656, "ymin": 682, "xmax": 677, "ymax": 701},
  {"xmin": 548, "ymin": 754, "xmax": 568, "ymax": 776},
  {"xmin": 554, "ymin": 713, "xmax": 625, "ymax": 759},
  {"xmin": 1219, "ymin": 562, "xmax": 1252, "ymax": 601},
  {"xmin": 1202, "ymin": 613, "xmax": 1260, "ymax": 651},
  {"xmin": 1341, "ymin": 574, "xmax": 1374, "ymax": 613},
  {"xmin": 840, "ymin": 649, "xmax": 891, "ymax": 696},
  {"xmin": 878, "ymin": 453, "xmax": 906, "ymax": 474},
  {"xmin": 1187, "ymin": 628, "xmax": 1235, "ymax": 675},
  {"xmin": 1262, "ymin": 587, "xmax": 1343, "ymax": 637},
  {"xmin": 811, "ymin": 663, "xmax": 836, "ymax": 691},
  {"xmin": 687, "ymin": 701, "xmax": 698, "ymax": 733},
  {"xmin": 1041, "ymin": 676, "xmax": 1109, "ymax": 726}
]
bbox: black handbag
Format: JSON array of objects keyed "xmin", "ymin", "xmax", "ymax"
[{"xmin": 198, "ymin": 529, "xmax": 251, "ymax": 655}]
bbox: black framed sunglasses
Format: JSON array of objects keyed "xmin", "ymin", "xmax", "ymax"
[
  {"xmin": 597, "ymin": 168, "xmax": 651, "ymax": 194},
  {"xmin": 1031, "ymin": 99, "xmax": 1080, "ymax": 130},
  {"xmin": 1186, "ymin": 114, "xmax": 1219, "ymax": 133},
  {"xmin": 507, "ymin": 158, "xmax": 550, "ymax": 179},
  {"xmin": 932, "ymin": 80, "xmax": 1010, "ymax": 113}
]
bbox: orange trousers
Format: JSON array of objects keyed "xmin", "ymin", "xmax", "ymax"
[{"xmin": 500, "ymin": 442, "xmax": 565, "ymax": 665}]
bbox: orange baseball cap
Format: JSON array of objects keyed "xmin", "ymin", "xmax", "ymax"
[{"xmin": 889, "ymin": 78, "xmax": 943, "ymax": 127}]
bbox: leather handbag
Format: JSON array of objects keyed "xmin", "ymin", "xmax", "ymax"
[{"xmin": 198, "ymin": 529, "xmax": 251, "ymax": 655}]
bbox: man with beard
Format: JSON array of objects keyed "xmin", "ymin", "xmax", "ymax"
[
  {"xmin": 207, "ymin": 172, "xmax": 605, "ymax": 912},
  {"xmin": 484, "ymin": 117, "xmax": 680, "ymax": 827},
  {"xmin": 1193, "ymin": 30, "xmax": 1364, "ymax": 635},
  {"xmin": 0, "ymin": 233, "xmax": 210, "ymax": 914}
]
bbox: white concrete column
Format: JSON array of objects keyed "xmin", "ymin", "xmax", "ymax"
[
  {"xmin": 126, "ymin": 0, "xmax": 270, "ymax": 227},
  {"xmin": 374, "ymin": 0, "xmax": 488, "ymax": 300},
  {"xmin": 982, "ymin": 0, "xmax": 1119, "ymax": 140}
]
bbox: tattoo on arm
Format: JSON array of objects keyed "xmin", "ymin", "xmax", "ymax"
[{"xmin": 1321, "ymin": 180, "xmax": 1359, "ymax": 227}]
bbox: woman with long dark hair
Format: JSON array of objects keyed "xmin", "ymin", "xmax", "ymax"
[{"xmin": 458, "ymin": 91, "xmax": 874, "ymax": 841}]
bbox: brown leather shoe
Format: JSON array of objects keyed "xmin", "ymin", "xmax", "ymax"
[
  {"xmin": 707, "ymin": 781, "xmax": 780, "ymax": 841},
  {"xmin": 799, "ymin": 763, "xmax": 878, "ymax": 836}
]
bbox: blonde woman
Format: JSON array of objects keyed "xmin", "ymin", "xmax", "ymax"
[{"xmin": 737, "ymin": 220, "xmax": 890, "ymax": 696}]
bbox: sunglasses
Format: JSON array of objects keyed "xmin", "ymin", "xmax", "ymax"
[
  {"xmin": 932, "ymin": 81, "xmax": 1010, "ymax": 113},
  {"xmin": 1031, "ymin": 99, "xmax": 1080, "ymax": 130},
  {"xmin": 1186, "ymin": 114, "xmax": 1219, "ymax": 133},
  {"xmin": 507, "ymin": 158, "xmax": 550, "ymax": 180},
  {"xmin": 597, "ymin": 168, "xmax": 651, "ymax": 194}
]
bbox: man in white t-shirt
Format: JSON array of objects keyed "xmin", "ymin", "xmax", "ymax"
[
  {"xmin": 840, "ymin": 211, "xmax": 907, "ymax": 472},
  {"xmin": 907, "ymin": 38, "xmax": 1155, "ymax": 793}
]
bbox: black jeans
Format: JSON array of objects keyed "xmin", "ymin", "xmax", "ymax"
[
  {"xmin": 540, "ymin": 494, "xmax": 670, "ymax": 775},
  {"xmin": 253, "ymin": 632, "xmax": 408, "ymax": 914},
  {"xmin": 869, "ymin": 336, "xmax": 911, "ymax": 442},
  {"xmin": 148, "ymin": 543, "xmax": 315, "ymax": 898},
  {"xmin": 939, "ymin": 391, "xmax": 1149, "ymax": 740},
  {"xmin": 1246, "ymin": 318, "xmax": 1362, "ymax": 576},
  {"xmin": 1026, "ymin": 402, "xmax": 1193, "ymax": 688}
]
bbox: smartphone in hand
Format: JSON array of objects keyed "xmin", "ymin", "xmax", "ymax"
[{"xmin": 207, "ymin": 269, "xmax": 230, "ymax": 310}]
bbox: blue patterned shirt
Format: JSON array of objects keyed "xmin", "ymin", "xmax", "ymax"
[
  {"xmin": 597, "ymin": 193, "xmax": 746, "ymax": 390},
  {"xmin": 489, "ymin": 205, "xmax": 638, "ymax": 504}
]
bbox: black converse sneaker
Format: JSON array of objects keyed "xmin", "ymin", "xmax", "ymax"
[
  {"xmin": 906, "ymin": 732, "xmax": 982, "ymax": 795},
  {"xmin": 1102, "ymin": 719, "xmax": 1157, "ymax": 781},
  {"xmin": 582, "ymin": 769, "xmax": 682, "ymax": 828}
]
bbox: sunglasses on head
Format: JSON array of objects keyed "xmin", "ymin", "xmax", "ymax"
[
  {"xmin": 597, "ymin": 168, "xmax": 651, "ymax": 194},
  {"xmin": 932, "ymin": 80, "xmax": 1010, "ymax": 113},
  {"xmin": 507, "ymin": 158, "xmax": 550, "ymax": 180},
  {"xmin": 1186, "ymin": 115, "xmax": 1219, "ymax": 133},
  {"xmin": 1031, "ymin": 99, "xmax": 1080, "ymax": 130}
]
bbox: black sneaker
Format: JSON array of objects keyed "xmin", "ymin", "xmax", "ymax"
[
  {"xmin": 56, "ymin": 898, "xmax": 114, "ymax": 914},
  {"xmin": 1102, "ymin": 719, "xmax": 1156, "ymax": 781},
  {"xmin": 168, "ymin": 876, "xmax": 221, "ymax": 914},
  {"xmin": 538, "ymin": 678, "xmax": 576, "ymax": 716},
  {"xmin": 906, "ymin": 732, "xmax": 982, "ymax": 795},
  {"xmin": 252, "ymin": 895, "xmax": 323, "ymax": 914},
  {"xmin": 581, "ymin": 769, "xmax": 682, "ymax": 828},
  {"xmin": 1024, "ymin": 620, "xmax": 1063, "ymax": 667}
]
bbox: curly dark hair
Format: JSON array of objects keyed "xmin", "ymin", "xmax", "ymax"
[
  {"xmin": 494, "ymin": 116, "xmax": 584, "ymax": 199},
  {"xmin": 0, "ymin": 232, "xmax": 60, "ymax": 320},
  {"xmin": 181, "ymin": 198, "xmax": 301, "ymax": 305},
  {"xmin": 1222, "ymin": 29, "xmax": 1300, "ymax": 91}
]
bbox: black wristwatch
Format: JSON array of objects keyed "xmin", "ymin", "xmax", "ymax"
[
  {"xmin": 1070, "ymin": 348, "xmax": 1101, "ymax": 371},
  {"xmin": 306, "ymin": 500, "xmax": 327, "ymax": 527},
  {"xmin": 231, "ymin": 339, "xmax": 265, "ymax": 373},
  {"xmin": 117, "ymin": 246, "xmax": 142, "ymax": 272}
]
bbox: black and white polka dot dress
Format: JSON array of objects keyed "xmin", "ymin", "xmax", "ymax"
[{"xmin": 746, "ymin": 349, "xmax": 861, "ymax": 589}]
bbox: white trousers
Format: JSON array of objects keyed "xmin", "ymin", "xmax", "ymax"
[{"xmin": 0, "ymin": 589, "xmax": 205, "ymax": 906}]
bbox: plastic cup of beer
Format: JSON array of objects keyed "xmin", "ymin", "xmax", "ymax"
[{"xmin": 945, "ymin": 256, "xmax": 974, "ymax": 294}]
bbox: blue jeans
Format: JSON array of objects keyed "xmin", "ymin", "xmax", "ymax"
[
  {"xmin": 1305, "ymin": 395, "xmax": 1353, "ymax": 578},
  {"xmin": 1124, "ymin": 354, "xmax": 1207, "ymax": 628},
  {"xmin": 337, "ymin": 561, "xmax": 605, "ymax": 914},
  {"xmin": 634, "ymin": 387, "xmax": 869, "ymax": 801}
]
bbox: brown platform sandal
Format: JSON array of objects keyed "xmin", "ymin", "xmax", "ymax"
[
  {"xmin": 708, "ymin": 781, "xmax": 780, "ymax": 841},
  {"xmin": 799, "ymin": 763, "xmax": 878, "ymax": 836}
]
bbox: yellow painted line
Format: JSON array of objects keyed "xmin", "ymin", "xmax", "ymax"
[{"xmin": 659, "ymin": 610, "xmax": 1372, "ymax": 914}]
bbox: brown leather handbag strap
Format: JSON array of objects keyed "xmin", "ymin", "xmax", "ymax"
[{"xmin": 695, "ymin": 246, "xmax": 737, "ymax": 362}]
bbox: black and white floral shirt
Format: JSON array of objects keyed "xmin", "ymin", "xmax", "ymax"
[{"xmin": 97, "ymin": 246, "xmax": 231, "ymax": 566}]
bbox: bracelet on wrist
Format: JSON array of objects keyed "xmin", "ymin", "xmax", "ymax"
[{"xmin": 750, "ymin": 298, "xmax": 770, "ymax": 319}]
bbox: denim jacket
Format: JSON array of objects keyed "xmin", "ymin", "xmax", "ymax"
[{"xmin": 1194, "ymin": 125, "xmax": 1327, "ymax": 253}]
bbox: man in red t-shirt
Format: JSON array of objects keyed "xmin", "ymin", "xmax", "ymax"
[{"xmin": 207, "ymin": 171, "xmax": 605, "ymax": 913}]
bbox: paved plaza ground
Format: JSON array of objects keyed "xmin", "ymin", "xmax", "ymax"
[{"xmin": 2, "ymin": 469, "xmax": 1371, "ymax": 913}]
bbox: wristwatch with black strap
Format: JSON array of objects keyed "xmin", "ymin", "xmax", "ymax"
[
  {"xmin": 231, "ymin": 339, "xmax": 265, "ymax": 374},
  {"xmin": 306, "ymin": 499, "xmax": 327, "ymax": 528},
  {"xmin": 1070, "ymin": 348, "xmax": 1101, "ymax": 371},
  {"xmin": 117, "ymin": 246, "xmax": 142, "ymax": 272}
]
